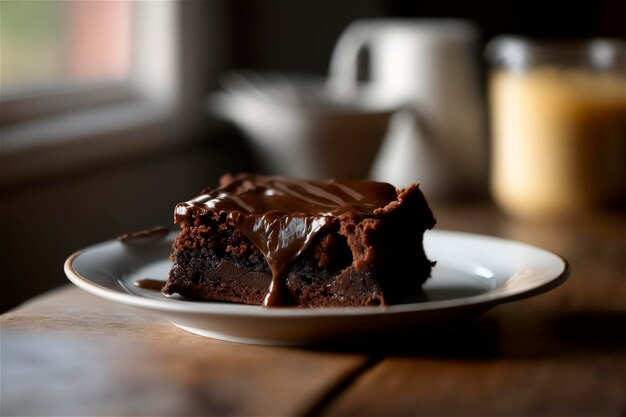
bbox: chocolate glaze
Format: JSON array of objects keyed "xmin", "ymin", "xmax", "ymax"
[
  {"xmin": 135, "ymin": 278, "xmax": 167, "ymax": 291},
  {"xmin": 174, "ymin": 174, "xmax": 398, "ymax": 307},
  {"xmin": 119, "ymin": 226, "xmax": 169, "ymax": 245},
  {"xmin": 176, "ymin": 174, "xmax": 397, "ymax": 217}
]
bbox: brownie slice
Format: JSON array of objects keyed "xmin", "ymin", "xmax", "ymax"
[{"xmin": 163, "ymin": 173, "xmax": 436, "ymax": 307}]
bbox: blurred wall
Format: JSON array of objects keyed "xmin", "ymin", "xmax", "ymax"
[{"xmin": 226, "ymin": 0, "xmax": 625, "ymax": 75}]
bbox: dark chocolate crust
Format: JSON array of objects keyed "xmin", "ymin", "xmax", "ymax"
[{"xmin": 163, "ymin": 175, "xmax": 436, "ymax": 307}]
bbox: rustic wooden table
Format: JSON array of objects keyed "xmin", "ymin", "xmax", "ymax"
[{"xmin": 2, "ymin": 202, "xmax": 625, "ymax": 416}]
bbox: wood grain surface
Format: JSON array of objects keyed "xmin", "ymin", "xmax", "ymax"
[{"xmin": 2, "ymin": 202, "xmax": 625, "ymax": 416}]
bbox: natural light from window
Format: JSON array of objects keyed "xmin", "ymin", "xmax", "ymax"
[{"xmin": 1, "ymin": 0, "xmax": 132, "ymax": 95}]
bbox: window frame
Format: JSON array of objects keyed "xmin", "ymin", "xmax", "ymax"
[{"xmin": 0, "ymin": 81, "xmax": 135, "ymax": 126}]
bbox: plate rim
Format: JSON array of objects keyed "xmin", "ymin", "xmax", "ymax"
[{"xmin": 64, "ymin": 230, "xmax": 570, "ymax": 318}]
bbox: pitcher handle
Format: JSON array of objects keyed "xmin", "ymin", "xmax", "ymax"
[{"xmin": 327, "ymin": 22, "xmax": 372, "ymax": 100}]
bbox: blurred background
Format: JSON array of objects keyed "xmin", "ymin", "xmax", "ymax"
[{"xmin": 1, "ymin": 0, "xmax": 624, "ymax": 312}]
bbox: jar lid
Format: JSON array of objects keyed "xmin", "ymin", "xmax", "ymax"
[{"xmin": 485, "ymin": 36, "xmax": 625, "ymax": 71}]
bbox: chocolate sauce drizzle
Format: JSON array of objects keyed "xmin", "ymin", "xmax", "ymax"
[
  {"xmin": 175, "ymin": 174, "xmax": 397, "ymax": 307},
  {"xmin": 135, "ymin": 278, "xmax": 167, "ymax": 291},
  {"xmin": 119, "ymin": 226, "xmax": 169, "ymax": 245}
]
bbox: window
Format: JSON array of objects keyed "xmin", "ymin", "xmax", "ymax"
[
  {"xmin": 0, "ymin": 0, "xmax": 195, "ymax": 185},
  {"xmin": 1, "ymin": 1, "xmax": 132, "ymax": 91},
  {"xmin": 1, "ymin": 1, "xmax": 134, "ymax": 124}
]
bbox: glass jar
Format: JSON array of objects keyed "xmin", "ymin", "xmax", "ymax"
[{"xmin": 486, "ymin": 37, "xmax": 625, "ymax": 219}]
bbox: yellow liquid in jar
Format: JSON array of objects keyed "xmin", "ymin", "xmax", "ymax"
[{"xmin": 490, "ymin": 67, "xmax": 625, "ymax": 218}]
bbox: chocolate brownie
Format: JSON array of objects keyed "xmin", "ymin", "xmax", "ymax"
[{"xmin": 162, "ymin": 174, "xmax": 436, "ymax": 307}]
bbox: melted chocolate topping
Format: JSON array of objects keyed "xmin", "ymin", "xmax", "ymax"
[{"xmin": 175, "ymin": 174, "xmax": 398, "ymax": 307}]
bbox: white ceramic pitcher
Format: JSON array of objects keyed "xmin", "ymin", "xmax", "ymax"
[{"xmin": 328, "ymin": 19, "xmax": 486, "ymax": 198}]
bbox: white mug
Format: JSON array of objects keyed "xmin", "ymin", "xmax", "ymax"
[{"xmin": 328, "ymin": 19, "xmax": 486, "ymax": 198}]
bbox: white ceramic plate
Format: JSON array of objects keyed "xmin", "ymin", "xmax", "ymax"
[{"xmin": 64, "ymin": 230, "xmax": 569, "ymax": 345}]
